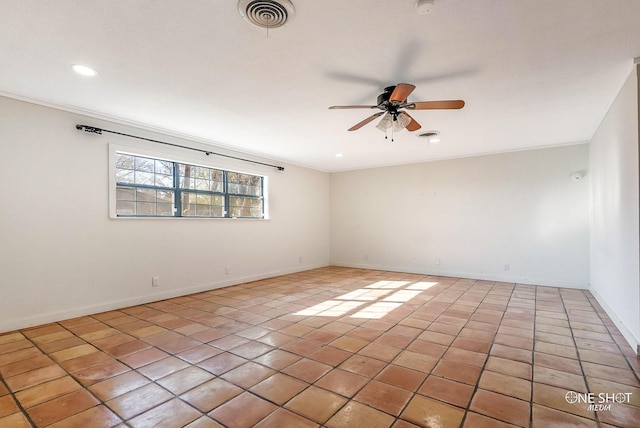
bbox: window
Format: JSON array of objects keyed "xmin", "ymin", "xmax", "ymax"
[{"xmin": 114, "ymin": 152, "xmax": 265, "ymax": 218}]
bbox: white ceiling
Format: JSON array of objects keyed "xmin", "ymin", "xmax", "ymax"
[{"xmin": 2, "ymin": 0, "xmax": 640, "ymax": 171}]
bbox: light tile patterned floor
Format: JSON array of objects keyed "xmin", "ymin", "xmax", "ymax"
[{"xmin": 1, "ymin": 267, "xmax": 639, "ymax": 427}]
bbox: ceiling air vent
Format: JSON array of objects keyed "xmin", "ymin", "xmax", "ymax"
[{"xmin": 238, "ymin": 0, "xmax": 295, "ymax": 29}]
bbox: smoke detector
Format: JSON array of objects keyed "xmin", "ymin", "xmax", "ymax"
[
  {"xmin": 415, "ymin": 0, "xmax": 435, "ymax": 14},
  {"xmin": 238, "ymin": 0, "xmax": 295, "ymax": 29}
]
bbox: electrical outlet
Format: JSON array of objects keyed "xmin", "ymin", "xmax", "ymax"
[
  {"xmin": 225, "ymin": 266, "xmax": 230, "ymax": 275},
  {"xmin": 364, "ymin": 254, "xmax": 369, "ymax": 261},
  {"xmin": 504, "ymin": 264, "xmax": 510, "ymax": 271},
  {"xmin": 299, "ymin": 256, "xmax": 303, "ymax": 263},
  {"xmin": 152, "ymin": 276, "xmax": 160, "ymax": 287},
  {"xmin": 435, "ymin": 259, "xmax": 441, "ymax": 265}
]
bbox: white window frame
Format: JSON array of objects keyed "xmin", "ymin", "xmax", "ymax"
[{"xmin": 108, "ymin": 143, "xmax": 270, "ymax": 220}]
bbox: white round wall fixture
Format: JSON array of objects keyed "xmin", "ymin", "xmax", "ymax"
[
  {"xmin": 570, "ymin": 172, "xmax": 584, "ymax": 182},
  {"xmin": 415, "ymin": 0, "xmax": 435, "ymax": 15},
  {"xmin": 238, "ymin": 0, "xmax": 295, "ymax": 29}
]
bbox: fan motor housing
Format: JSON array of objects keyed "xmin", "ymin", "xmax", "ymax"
[{"xmin": 377, "ymin": 86, "xmax": 396, "ymax": 106}]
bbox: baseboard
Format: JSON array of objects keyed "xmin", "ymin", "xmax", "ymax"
[
  {"xmin": 0, "ymin": 263, "xmax": 328, "ymax": 334},
  {"xmin": 330, "ymin": 262, "xmax": 588, "ymax": 289},
  {"xmin": 588, "ymin": 285, "xmax": 640, "ymax": 356}
]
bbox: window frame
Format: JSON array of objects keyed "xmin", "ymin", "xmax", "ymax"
[{"xmin": 109, "ymin": 144, "xmax": 269, "ymax": 220}]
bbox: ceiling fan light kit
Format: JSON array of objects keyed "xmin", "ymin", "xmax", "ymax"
[{"xmin": 329, "ymin": 83, "xmax": 464, "ymax": 139}]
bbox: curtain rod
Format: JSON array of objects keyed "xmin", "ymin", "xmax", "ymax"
[{"xmin": 75, "ymin": 124, "xmax": 285, "ymax": 171}]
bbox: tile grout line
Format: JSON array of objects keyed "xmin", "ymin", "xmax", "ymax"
[
  {"xmin": 384, "ymin": 275, "xmax": 465, "ymax": 426},
  {"xmin": 579, "ymin": 288, "xmax": 640, "ymax": 427},
  {"xmin": 461, "ymin": 279, "xmax": 520, "ymax": 427},
  {"xmin": 560, "ymin": 289, "xmax": 602, "ymax": 426},
  {"xmin": 0, "ymin": 370, "xmax": 38, "ymax": 428},
  {"xmin": 583, "ymin": 289, "xmax": 640, "ymax": 385},
  {"xmin": 11, "ymin": 323, "xmax": 98, "ymax": 428},
  {"xmin": 529, "ymin": 286, "xmax": 538, "ymax": 428}
]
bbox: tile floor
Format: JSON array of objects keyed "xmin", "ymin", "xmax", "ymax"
[{"xmin": 1, "ymin": 267, "xmax": 639, "ymax": 427}]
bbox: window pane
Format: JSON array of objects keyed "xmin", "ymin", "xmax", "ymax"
[
  {"xmin": 194, "ymin": 167, "xmax": 208, "ymax": 179},
  {"xmin": 136, "ymin": 188, "xmax": 156, "ymax": 202},
  {"xmin": 196, "ymin": 205, "xmax": 212, "ymax": 217},
  {"xmin": 155, "ymin": 160, "xmax": 173, "ymax": 175},
  {"xmin": 116, "ymin": 154, "xmax": 134, "ymax": 170},
  {"xmin": 212, "ymin": 181, "xmax": 224, "ymax": 192},
  {"xmin": 178, "ymin": 163, "xmax": 224, "ymax": 192},
  {"xmin": 229, "ymin": 196, "xmax": 263, "ymax": 218},
  {"xmin": 181, "ymin": 191, "xmax": 224, "ymax": 218},
  {"xmin": 179, "ymin": 165, "xmax": 195, "ymax": 187},
  {"xmin": 157, "ymin": 203, "xmax": 173, "ymax": 216},
  {"xmin": 155, "ymin": 174, "xmax": 173, "ymax": 188},
  {"xmin": 195, "ymin": 178, "xmax": 209, "ymax": 191},
  {"xmin": 134, "ymin": 171, "xmax": 155, "ymax": 186},
  {"xmin": 227, "ymin": 173, "xmax": 262, "ymax": 196},
  {"xmin": 180, "ymin": 176, "xmax": 194, "ymax": 189},
  {"xmin": 182, "ymin": 203, "xmax": 196, "ymax": 216},
  {"xmin": 135, "ymin": 157, "xmax": 154, "ymax": 172},
  {"xmin": 196, "ymin": 194, "xmax": 211, "ymax": 205},
  {"xmin": 136, "ymin": 202, "xmax": 156, "ymax": 215},
  {"xmin": 157, "ymin": 191, "xmax": 173, "ymax": 203},
  {"xmin": 116, "ymin": 169, "xmax": 134, "ymax": 184},
  {"xmin": 116, "ymin": 187, "xmax": 136, "ymax": 201},
  {"xmin": 116, "ymin": 201, "xmax": 135, "ymax": 215}
]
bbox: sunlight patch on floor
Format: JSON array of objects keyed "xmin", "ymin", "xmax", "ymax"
[{"xmin": 294, "ymin": 278, "xmax": 439, "ymax": 319}]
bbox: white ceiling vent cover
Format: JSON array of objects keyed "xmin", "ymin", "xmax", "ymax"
[{"xmin": 238, "ymin": 0, "xmax": 295, "ymax": 29}]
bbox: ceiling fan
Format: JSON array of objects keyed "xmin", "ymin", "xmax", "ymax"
[{"xmin": 329, "ymin": 83, "xmax": 464, "ymax": 137}]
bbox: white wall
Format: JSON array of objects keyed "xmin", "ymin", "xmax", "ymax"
[
  {"xmin": 330, "ymin": 145, "xmax": 590, "ymax": 288},
  {"xmin": 589, "ymin": 66, "xmax": 640, "ymax": 353},
  {"xmin": 0, "ymin": 96, "xmax": 331, "ymax": 332}
]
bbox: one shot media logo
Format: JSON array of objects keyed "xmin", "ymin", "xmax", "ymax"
[{"xmin": 565, "ymin": 391, "xmax": 633, "ymax": 411}]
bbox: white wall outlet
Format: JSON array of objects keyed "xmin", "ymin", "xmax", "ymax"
[
  {"xmin": 152, "ymin": 276, "xmax": 160, "ymax": 287},
  {"xmin": 225, "ymin": 266, "xmax": 230, "ymax": 275},
  {"xmin": 299, "ymin": 256, "xmax": 303, "ymax": 263},
  {"xmin": 364, "ymin": 254, "xmax": 369, "ymax": 261},
  {"xmin": 435, "ymin": 259, "xmax": 441, "ymax": 265},
  {"xmin": 504, "ymin": 264, "xmax": 510, "ymax": 271}
]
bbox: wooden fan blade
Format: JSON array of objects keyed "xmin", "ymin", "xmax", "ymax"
[
  {"xmin": 348, "ymin": 112, "xmax": 384, "ymax": 131},
  {"xmin": 329, "ymin": 105, "xmax": 377, "ymax": 109},
  {"xmin": 409, "ymin": 100, "xmax": 465, "ymax": 110},
  {"xmin": 402, "ymin": 112, "xmax": 422, "ymax": 132},
  {"xmin": 389, "ymin": 83, "xmax": 416, "ymax": 102}
]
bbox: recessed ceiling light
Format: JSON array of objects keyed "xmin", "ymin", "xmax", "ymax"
[
  {"xmin": 72, "ymin": 64, "xmax": 97, "ymax": 77},
  {"xmin": 335, "ymin": 153, "xmax": 344, "ymax": 158}
]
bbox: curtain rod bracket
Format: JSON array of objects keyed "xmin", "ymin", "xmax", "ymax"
[{"xmin": 75, "ymin": 124, "xmax": 284, "ymax": 171}]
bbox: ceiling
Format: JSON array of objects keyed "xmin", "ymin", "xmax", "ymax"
[{"xmin": 1, "ymin": 0, "xmax": 640, "ymax": 172}]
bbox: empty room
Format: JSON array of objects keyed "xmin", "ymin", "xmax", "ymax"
[{"xmin": 1, "ymin": 1, "xmax": 640, "ymax": 427}]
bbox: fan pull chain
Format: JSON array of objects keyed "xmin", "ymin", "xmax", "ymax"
[{"xmin": 265, "ymin": 14, "xmax": 272, "ymax": 38}]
